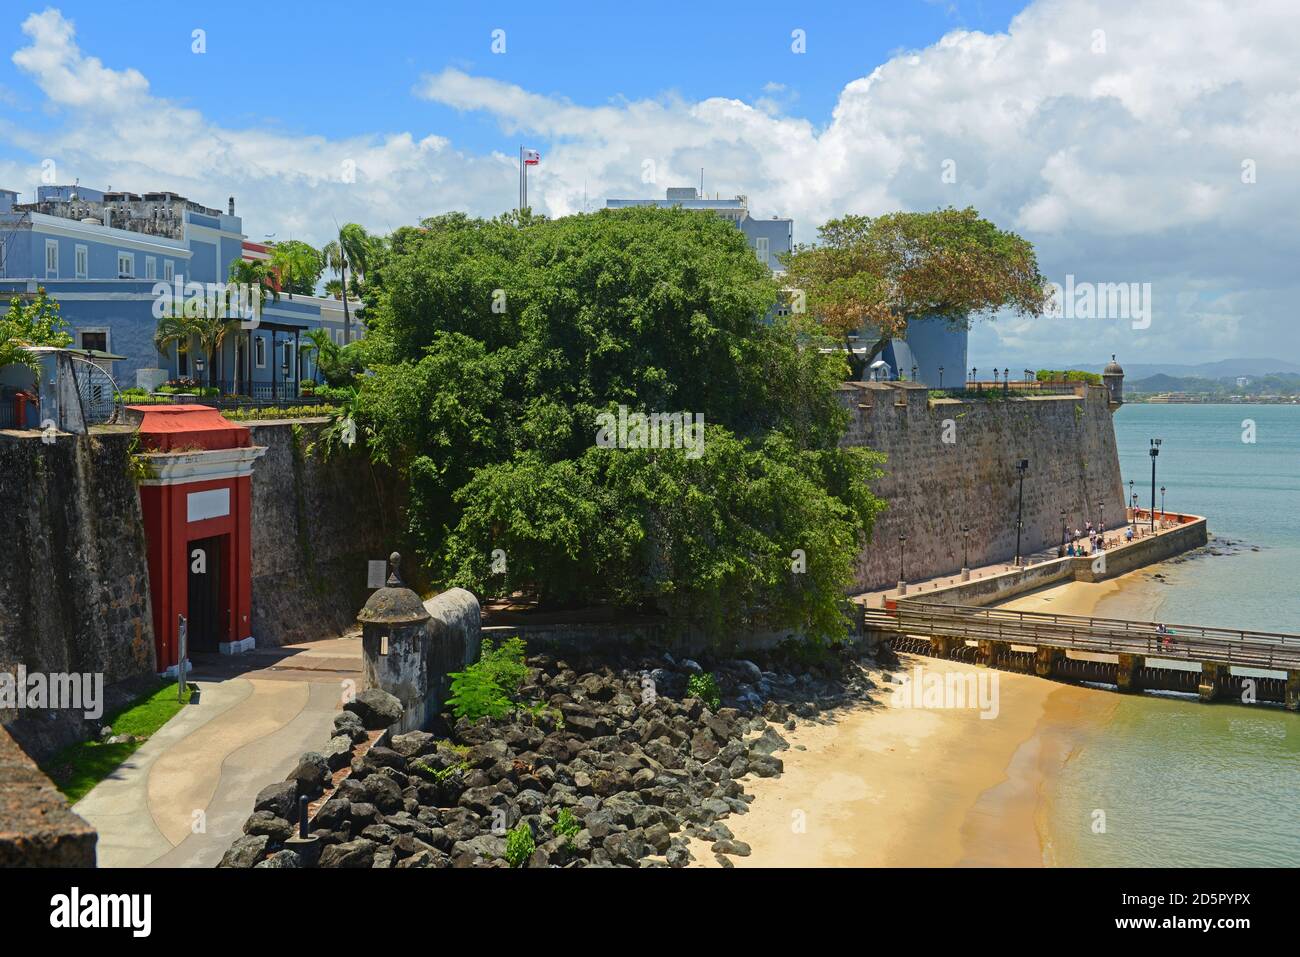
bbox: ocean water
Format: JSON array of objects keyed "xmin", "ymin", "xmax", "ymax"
[{"xmin": 1044, "ymin": 404, "xmax": 1300, "ymax": 867}]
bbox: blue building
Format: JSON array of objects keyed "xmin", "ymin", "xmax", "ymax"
[
  {"xmin": 0, "ymin": 185, "xmax": 358, "ymax": 396},
  {"xmin": 606, "ymin": 187, "xmax": 793, "ymax": 273},
  {"xmin": 865, "ymin": 316, "xmax": 969, "ymax": 388}
]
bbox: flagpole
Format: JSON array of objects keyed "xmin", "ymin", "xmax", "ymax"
[{"xmin": 519, "ymin": 145, "xmax": 524, "ymax": 214}]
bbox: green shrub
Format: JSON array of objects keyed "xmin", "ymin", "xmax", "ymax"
[
  {"xmin": 445, "ymin": 637, "xmax": 530, "ymax": 721},
  {"xmin": 505, "ymin": 823, "xmax": 535, "ymax": 868},
  {"xmin": 553, "ymin": 808, "xmax": 580, "ymax": 849},
  {"xmin": 686, "ymin": 672, "xmax": 721, "ymax": 710}
]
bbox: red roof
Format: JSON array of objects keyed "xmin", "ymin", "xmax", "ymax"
[{"xmin": 129, "ymin": 404, "xmax": 251, "ymax": 452}]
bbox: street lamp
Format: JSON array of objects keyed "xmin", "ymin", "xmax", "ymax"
[
  {"xmin": 1130, "ymin": 489, "xmax": 1139, "ymax": 533},
  {"xmin": 1003, "ymin": 368, "xmax": 1010, "ymax": 395},
  {"xmin": 1059, "ymin": 509, "xmax": 1067, "ymax": 556},
  {"xmin": 961, "ymin": 524, "xmax": 971, "ymax": 578},
  {"xmin": 898, "ymin": 535, "xmax": 907, "ymax": 594},
  {"xmin": 1098, "ymin": 499, "xmax": 1106, "ymax": 535},
  {"xmin": 971, "ymin": 367, "xmax": 977, "ymax": 383},
  {"xmin": 1149, "ymin": 438, "xmax": 1162, "ymax": 532},
  {"xmin": 938, "ymin": 365, "xmax": 945, "ymax": 389},
  {"xmin": 911, "ymin": 364, "xmax": 918, "ymax": 382},
  {"xmin": 1160, "ymin": 485, "xmax": 1167, "ymax": 523},
  {"xmin": 1014, "ymin": 459, "xmax": 1030, "ymax": 566}
]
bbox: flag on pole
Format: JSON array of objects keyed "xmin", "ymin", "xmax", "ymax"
[{"xmin": 522, "ymin": 148, "xmax": 541, "ymax": 166}]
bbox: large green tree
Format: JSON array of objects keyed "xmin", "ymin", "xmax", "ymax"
[
  {"xmin": 783, "ymin": 206, "xmax": 1050, "ymax": 377},
  {"xmin": 349, "ymin": 207, "xmax": 884, "ymax": 641}
]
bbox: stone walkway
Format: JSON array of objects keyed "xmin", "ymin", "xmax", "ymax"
[
  {"xmin": 855, "ymin": 519, "xmax": 1175, "ymax": 608},
  {"xmin": 73, "ymin": 636, "xmax": 361, "ymax": 868}
]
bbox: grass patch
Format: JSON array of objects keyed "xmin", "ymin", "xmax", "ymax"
[{"xmin": 42, "ymin": 681, "xmax": 193, "ymax": 804}]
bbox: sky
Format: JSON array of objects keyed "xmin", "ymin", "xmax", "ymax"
[{"xmin": 0, "ymin": 0, "xmax": 1296, "ymax": 370}]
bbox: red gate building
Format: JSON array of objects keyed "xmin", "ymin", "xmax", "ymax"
[{"xmin": 132, "ymin": 405, "xmax": 266, "ymax": 671}]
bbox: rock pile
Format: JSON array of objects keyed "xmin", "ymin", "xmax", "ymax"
[{"xmin": 221, "ymin": 643, "xmax": 879, "ymax": 869}]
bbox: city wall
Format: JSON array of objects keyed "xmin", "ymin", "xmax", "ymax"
[{"xmin": 839, "ymin": 382, "xmax": 1128, "ymax": 592}]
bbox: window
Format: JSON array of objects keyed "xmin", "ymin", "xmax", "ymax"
[
  {"xmin": 80, "ymin": 331, "xmax": 107, "ymax": 352},
  {"xmin": 45, "ymin": 239, "xmax": 59, "ymax": 278},
  {"xmin": 178, "ymin": 345, "xmax": 189, "ymax": 377},
  {"xmin": 145, "ymin": 256, "xmax": 156, "ymax": 279},
  {"xmin": 163, "ymin": 259, "xmax": 174, "ymax": 282},
  {"xmin": 755, "ymin": 237, "xmax": 769, "ymax": 265},
  {"xmin": 75, "ymin": 245, "xmax": 88, "ymax": 279},
  {"xmin": 254, "ymin": 336, "xmax": 266, "ymax": 368},
  {"xmin": 117, "ymin": 251, "xmax": 135, "ymax": 278}
]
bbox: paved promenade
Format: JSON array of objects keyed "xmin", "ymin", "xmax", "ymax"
[
  {"xmin": 74, "ymin": 636, "xmax": 360, "ymax": 868},
  {"xmin": 854, "ymin": 516, "xmax": 1181, "ymax": 609}
]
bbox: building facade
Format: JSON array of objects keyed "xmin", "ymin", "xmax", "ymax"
[
  {"xmin": 0, "ymin": 185, "xmax": 359, "ymax": 395},
  {"xmin": 606, "ymin": 186, "xmax": 793, "ymax": 273}
]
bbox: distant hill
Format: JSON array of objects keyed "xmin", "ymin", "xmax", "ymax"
[
  {"xmin": 1062, "ymin": 358, "xmax": 1300, "ymax": 380},
  {"xmin": 1127, "ymin": 371, "xmax": 1300, "ymax": 394}
]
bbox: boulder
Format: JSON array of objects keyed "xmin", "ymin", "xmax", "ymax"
[
  {"xmin": 289, "ymin": 752, "xmax": 330, "ymax": 797},
  {"xmin": 254, "ymin": 850, "xmax": 301, "ymax": 869},
  {"xmin": 253, "ymin": 780, "xmax": 298, "ymax": 821},
  {"xmin": 333, "ymin": 710, "xmax": 369, "ymax": 743},
  {"xmin": 390, "ymin": 730, "xmax": 437, "ymax": 758},
  {"xmin": 344, "ymin": 689, "xmax": 403, "ymax": 730},
  {"xmin": 243, "ymin": 811, "xmax": 294, "ymax": 842},
  {"xmin": 318, "ymin": 838, "xmax": 378, "ymax": 868},
  {"xmin": 218, "ymin": 835, "xmax": 269, "ymax": 868}
]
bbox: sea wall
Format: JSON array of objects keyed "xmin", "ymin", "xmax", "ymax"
[
  {"xmin": 840, "ymin": 382, "xmax": 1127, "ymax": 592},
  {"xmin": 248, "ymin": 420, "xmax": 404, "ymax": 647}
]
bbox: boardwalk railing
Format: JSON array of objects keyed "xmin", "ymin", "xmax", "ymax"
[{"xmin": 880, "ymin": 600, "xmax": 1300, "ymax": 671}]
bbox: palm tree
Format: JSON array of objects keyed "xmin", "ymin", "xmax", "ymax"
[
  {"xmin": 153, "ymin": 309, "xmax": 240, "ymax": 390},
  {"xmin": 322, "ymin": 223, "xmax": 372, "ymax": 345},
  {"xmin": 324, "ymin": 278, "xmax": 344, "ymax": 299},
  {"xmin": 228, "ymin": 258, "xmax": 280, "ymax": 394},
  {"xmin": 268, "ymin": 241, "xmax": 321, "ymax": 300}
]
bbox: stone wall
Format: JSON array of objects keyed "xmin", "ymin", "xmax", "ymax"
[
  {"xmin": 0, "ymin": 429, "xmax": 157, "ymax": 757},
  {"xmin": 841, "ymin": 382, "xmax": 1126, "ymax": 592},
  {"xmin": 0, "ymin": 724, "xmax": 96, "ymax": 867},
  {"xmin": 248, "ymin": 421, "xmax": 404, "ymax": 647}
]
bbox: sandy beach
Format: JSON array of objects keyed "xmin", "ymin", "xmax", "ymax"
[{"xmin": 692, "ymin": 567, "xmax": 1170, "ymax": 868}]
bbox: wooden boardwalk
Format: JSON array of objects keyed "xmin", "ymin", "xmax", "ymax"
[{"xmin": 866, "ymin": 600, "xmax": 1300, "ymax": 708}]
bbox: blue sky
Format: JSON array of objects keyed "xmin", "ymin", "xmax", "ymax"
[
  {"xmin": 0, "ymin": 1, "xmax": 1027, "ymax": 155},
  {"xmin": 1, "ymin": 1, "xmax": 1297, "ymax": 369}
]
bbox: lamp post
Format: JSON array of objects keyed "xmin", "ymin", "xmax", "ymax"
[
  {"xmin": 960, "ymin": 524, "xmax": 970, "ymax": 580},
  {"xmin": 194, "ymin": 356, "xmax": 205, "ymax": 385},
  {"xmin": 911, "ymin": 363, "xmax": 917, "ymax": 382},
  {"xmin": 993, "ymin": 368, "xmax": 1000, "ymax": 386},
  {"xmin": 971, "ymin": 367, "xmax": 977, "ymax": 383},
  {"xmin": 1149, "ymin": 438, "xmax": 1162, "ymax": 533},
  {"xmin": 1014, "ymin": 459, "xmax": 1029, "ymax": 566},
  {"xmin": 1003, "ymin": 368, "xmax": 1010, "ymax": 395},
  {"xmin": 898, "ymin": 535, "xmax": 907, "ymax": 595},
  {"xmin": 939, "ymin": 365, "xmax": 945, "ymax": 389},
  {"xmin": 1160, "ymin": 485, "xmax": 1167, "ymax": 524},
  {"xmin": 1059, "ymin": 509, "xmax": 1067, "ymax": 557},
  {"xmin": 1130, "ymin": 490, "xmax": 1138, "ymax": 533},
  {"xmin": 1098, "ymin": 500, "xmax": 1106, "ymax": 536}
]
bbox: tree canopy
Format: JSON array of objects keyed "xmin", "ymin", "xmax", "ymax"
[
  {"xmin": 1, "ymin": 288, "xmax": 72, "ymax": 373},
  {"xmin": 783, "ymin": 207, "xmax": 1049, "ymax": 375},
  {"xmin": 346, "ymin": 207, "xmax": 884, "ymax": 640}
]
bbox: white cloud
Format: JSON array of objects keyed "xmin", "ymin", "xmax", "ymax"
[{"xmin": 3, "ymin": 1, "xmax": 1298, "ymax": 365}]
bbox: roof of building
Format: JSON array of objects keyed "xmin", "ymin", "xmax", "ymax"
[{"xmin": 129, "ymin": 404, "xmax": 251, "ymax": 452}]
